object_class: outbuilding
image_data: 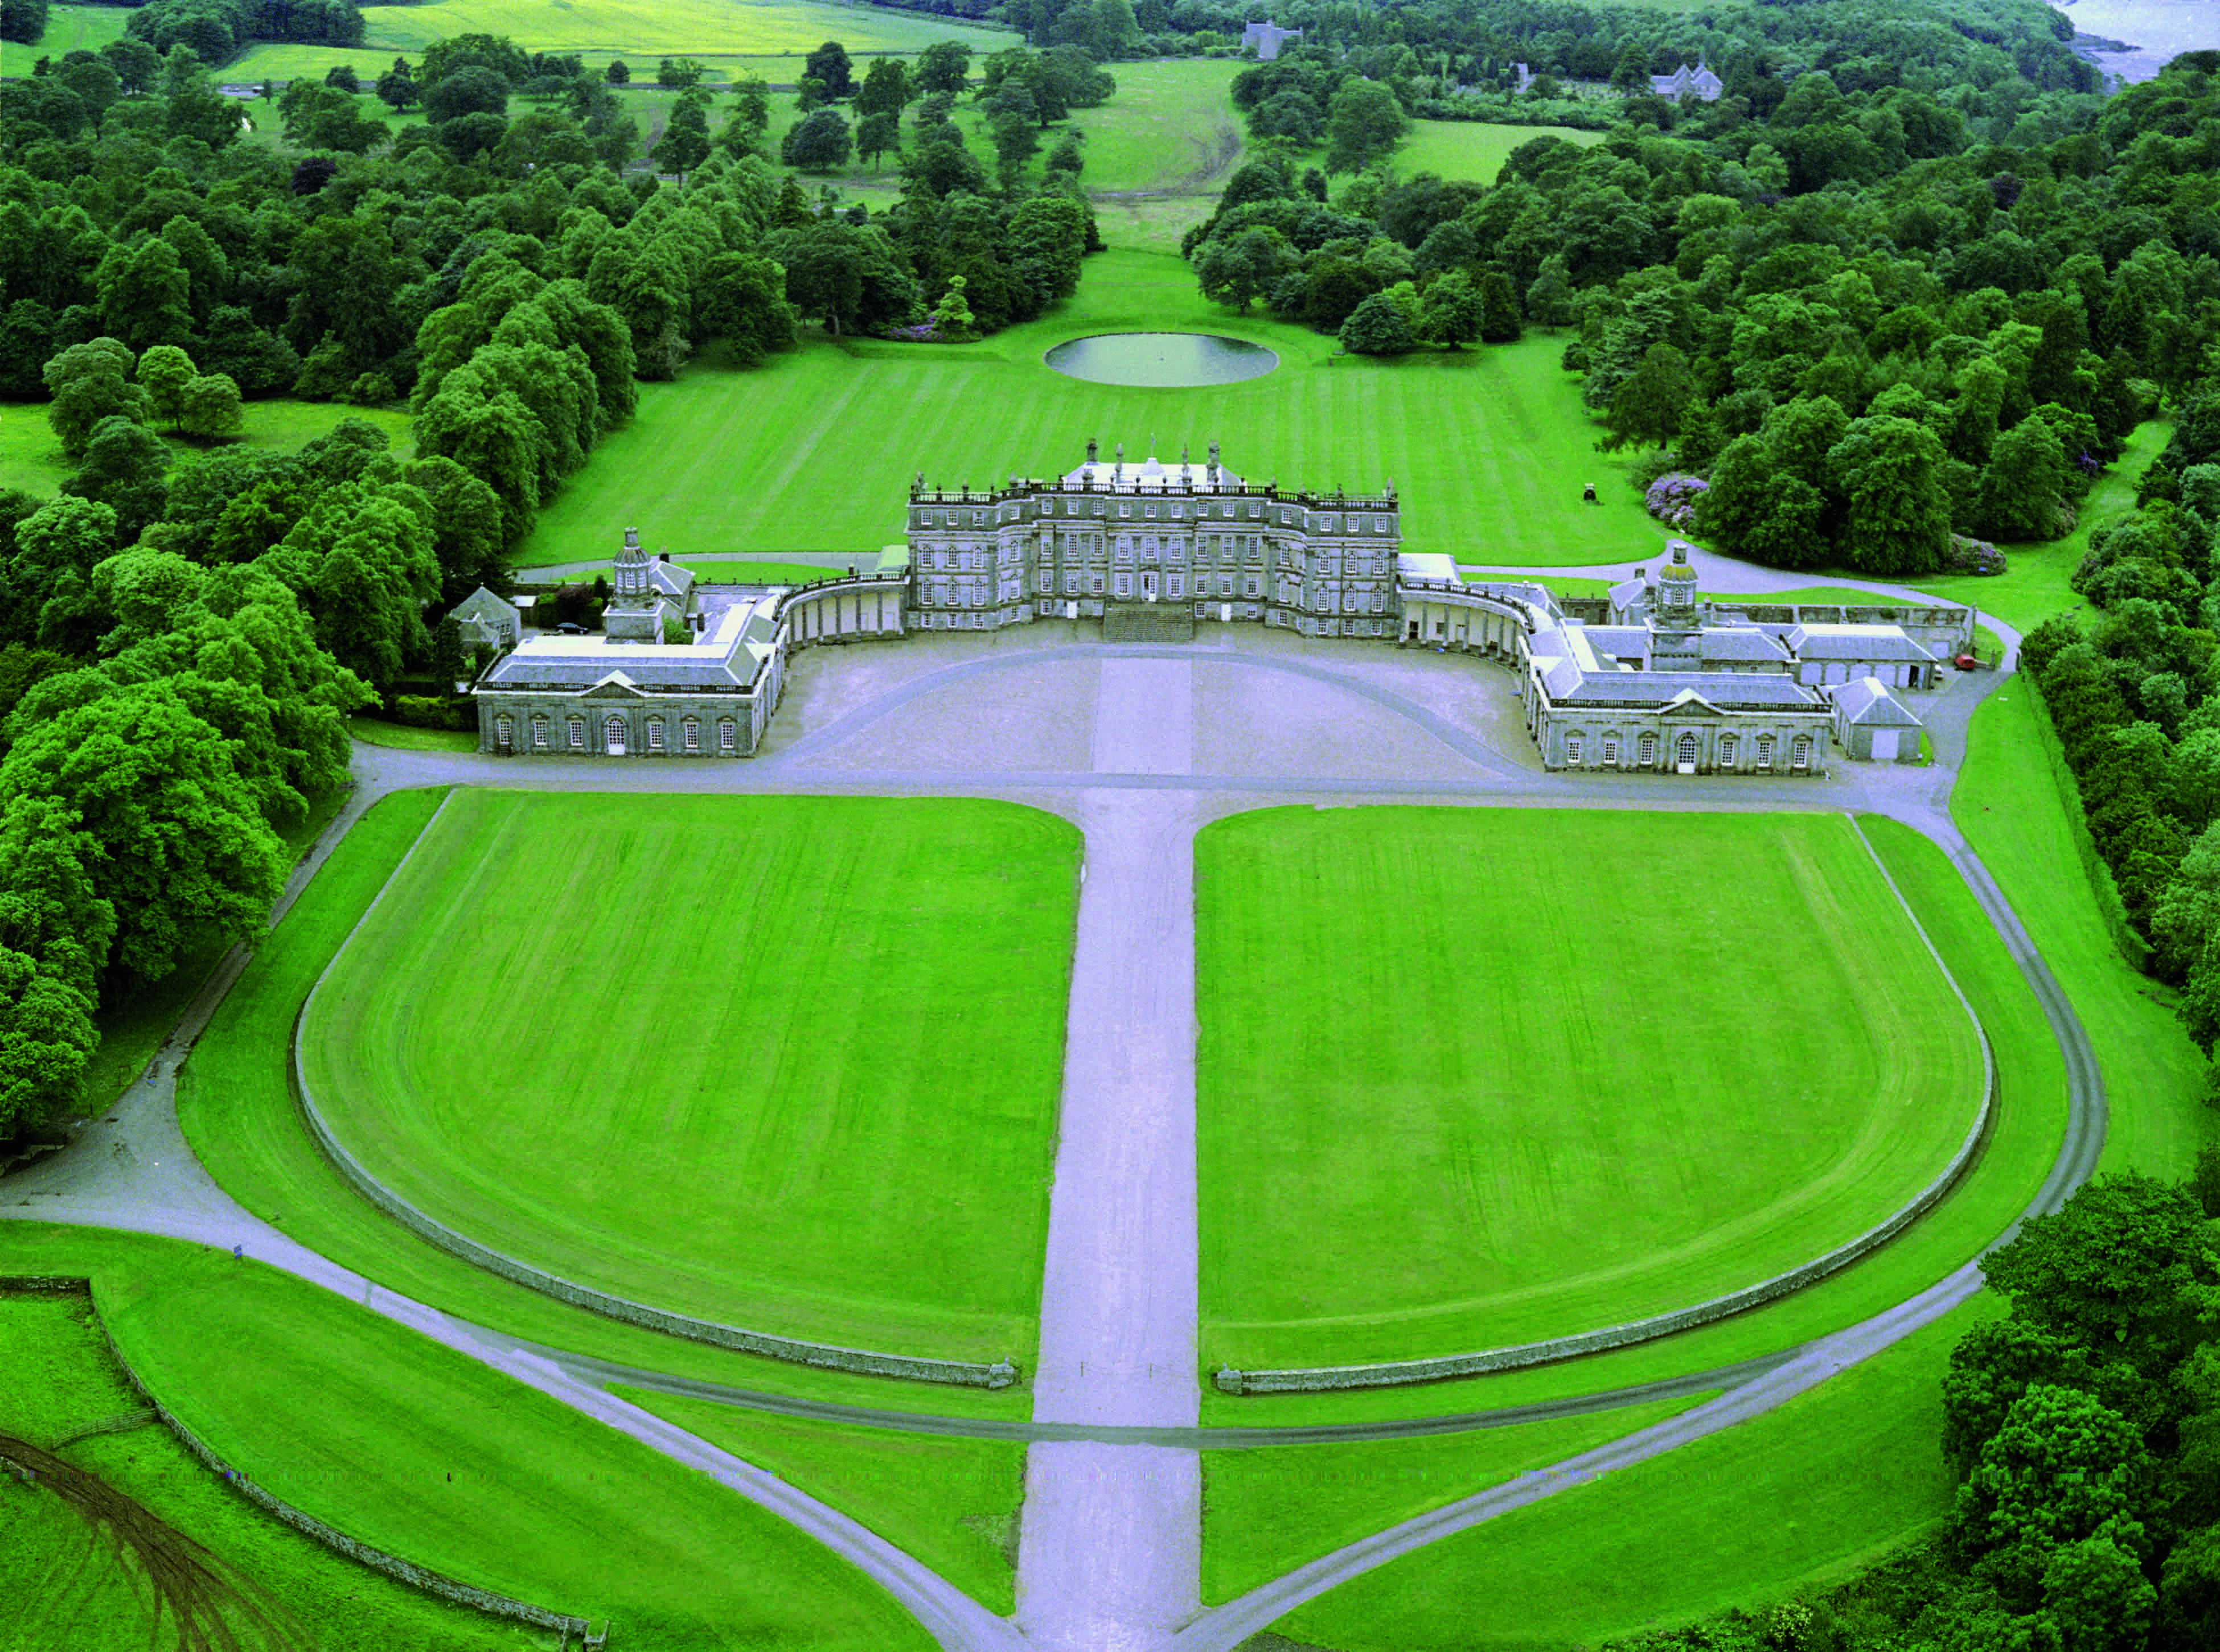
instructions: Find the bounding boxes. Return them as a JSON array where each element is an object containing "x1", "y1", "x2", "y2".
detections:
[{"x1": 1828, "y1": 675, "x2": 1925, "y2": 763}]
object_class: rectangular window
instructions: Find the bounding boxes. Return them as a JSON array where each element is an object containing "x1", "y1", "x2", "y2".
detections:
[
  {"x1": 1602, "y1": 738, "x2": 1620, "y2": 766},
  {"x1": 1244, "y1": 576, "x2": 1261, "y2": 598},
  {"x1": 1566, "y1": 736, "x2": 1584, "y2": 765},
  {"x1": 647, "y1": 721, "x2": 664, "y2": 751},
  {"x1": 683, "y1": 721, "x2": 699, "y2": 753},
  {"x1": 568, "y1": 721, "x2": 585, "y2": 750},
  {"x1": 532, "y1": 721, "x2": 548, "y2": 749},
  {"x1": 1114, "y1": 573, "x2": 1132, "y2": 597}
]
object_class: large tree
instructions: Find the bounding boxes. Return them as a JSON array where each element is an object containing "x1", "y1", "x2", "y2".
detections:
[{"x1": 1324, "y1": 80, "x2": 1409, "y2": 175}]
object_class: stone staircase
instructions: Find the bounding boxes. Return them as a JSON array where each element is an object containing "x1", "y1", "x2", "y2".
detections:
[{"x1": 1102, "y1": 606, "x2": 1195, "y2": 644}]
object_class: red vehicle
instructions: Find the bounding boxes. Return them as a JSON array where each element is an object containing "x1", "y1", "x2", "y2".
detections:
[{"x1": 1952, "y1": 652, "x2": 1982, "y2": 671}]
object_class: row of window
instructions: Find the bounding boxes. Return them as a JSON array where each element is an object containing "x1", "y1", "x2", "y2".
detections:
[
  {"x1": 494, "y1": 712, "x2": 740, "y2": 754},
  {"x1": 918, "y1": 500, "x2": 1394, "y2": 530},
  {"x1": 1561, "y1": 730, "x2": 1813, "y2": 771}
]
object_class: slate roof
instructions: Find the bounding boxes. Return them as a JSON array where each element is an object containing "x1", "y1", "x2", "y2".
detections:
[
  {"x1": 1698, "y1": 627, "x2": 1793, "y2": 664},
  {"x1": 479, "y1": 596, "x2": 778, "y2": 694},
  {"x1": 1828, "y1": 676, "x2": 1924, "y2": 727},
  {"x1": 1788, "y1": 622, "x2": 1936, "y2": 662}
]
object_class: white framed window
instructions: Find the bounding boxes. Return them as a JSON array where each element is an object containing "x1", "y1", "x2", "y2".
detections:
[
  {"x1": 1169, "y1": 571, "x2": 1185, "y2": 598},
  {"x1": 1792, "y1": 735, "x2": 1813, "y2": 771},
  {"x1": 532, "y1": 717, "x2": 549, "y2": 749},
  {"x1": 495, "y1": 713, "x2": 513, "y2": 745},
  {"x1": 1639, "y1": 732, "x2": 1659, "y2": 766},
  {"x1": 1119, "y1": 504, "x2": 1131, "y2": 517},
  {"x1": 1677, "y1": 731, "x2": 1698, "y2": 766},
  {"x1": 1602, "y1": 737, "x2": 1619, "y2": 766},
  {"x1": 646, "y1": 719, "x2": 664, "y2": 751},
  {"x1": 1718, "y1": 734, "x2": 1738, "y2": 767},
  {"x1": 1757, "y1": 735, "x2": 1776, "y2": 770},
  {"x1": 683, "y1": 718, "x2": 700, "y2": 752},
  {"x1": 1244, "y1": 576, "x2": 1261, "y2": 598},
  {"x1": 1114, "y1": 573, "x2": 1132, "y2": 597},
  {"x1": 568, "y1": 718, "x2": 585, "y2": 750},
  {"x1": 1566, "y1": 735, "x2": 1585, "y2": 766}
]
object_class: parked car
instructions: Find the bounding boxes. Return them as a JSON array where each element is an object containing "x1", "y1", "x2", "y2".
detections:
[{"x1": 554, "y1": 622, "x2": 590, "y2": 635}]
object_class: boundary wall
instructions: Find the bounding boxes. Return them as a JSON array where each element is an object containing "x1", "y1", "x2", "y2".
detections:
[
  {"x1": 1216, "y1": 816, "x2": 1997, "y2": 1395},
  {"x1": 290, "y1": 795, "x2": 1018, "y2": 1390},
  {"x1": 0, "y1": 1277, "x2": 606, "y2": 1649}
]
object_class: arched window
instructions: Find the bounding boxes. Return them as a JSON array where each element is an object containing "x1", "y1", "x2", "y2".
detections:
[
  {"x1": 1639, "y1": 732, "x2": 1659, "y2": 766},
  {"x1": 604, "y1": 715, "x2": 626, "y2": 755},
  {"x1": 1792, "y1": 735, "x2": 1813, "y2": 771},
  {"x1": 1677, "y1": 730, "x2": 1699, "y2": 767}
]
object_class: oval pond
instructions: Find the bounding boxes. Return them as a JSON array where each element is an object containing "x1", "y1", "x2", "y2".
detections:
[{"x1": 1044, "y1": 332, "x2": 1279, "y2": 388}]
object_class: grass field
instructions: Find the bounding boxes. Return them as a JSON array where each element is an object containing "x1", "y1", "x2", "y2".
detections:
[
  {"x1": 1396, "y1": 118, "x2": 1606, "y2": 184},
  {"x1": 1956, "y1": 684, "x2": 2213, "y2": 1178},
  {"x1": 0, "y1": 1286, "x2": 542, "y2": 1652},
  {"x1": 1269, "y1": 1301, "x2": 1982, "y2": 1650},
  {"x1": 300, "y1": 788, "x2": 1078, "y2": 1362},
  {"x1": 1196, "y1": 807, "x2": 1987, "y2": 1371},
  {"x1": 356, "y1": 0, "x2": 1010, "y2": 60},
  {"x1": 3, "y1": 3, "x2": 129, "y2": 69},
  {"x1": 548, "y1": 557, "x2": 850, "y2": 585},
  {"x1": 0, "y1": 1225, "x2": 931, "y2": 1650},
  {"x1": 1201, "y1": 1392, "x2": 1699, "y2": 1606},
  {"x1": 524, "y1": 248, "x2": 1655, "y2": 570},
  {"x1": 176, "y1": 788, "x2": 1037, "y2": 1420},
  {"x1": 0, "y1": 398, "x2": 411, "y2": 499},
  {"x1": 613, "y1": 1390, "x2": 1026, "y2": 1613},
  {"x1": 346, "y1": 713, "x2": 479, "y2": 750}
]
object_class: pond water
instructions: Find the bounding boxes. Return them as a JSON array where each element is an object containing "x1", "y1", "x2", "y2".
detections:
[{"x1": 1044, "y1": 332, "x2": 1280, "y2": 388}]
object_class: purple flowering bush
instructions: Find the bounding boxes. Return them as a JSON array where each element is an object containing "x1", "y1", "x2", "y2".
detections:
[
  {"x1": 882, "y1": 310, "x2": 943, "y2": 343},
  {"x1": 1644, "y1": 471, "x2": 1709, "y2": 530},
  {"x1": 1943, "y1": 533, "x2": 2009, "y2": 576}
]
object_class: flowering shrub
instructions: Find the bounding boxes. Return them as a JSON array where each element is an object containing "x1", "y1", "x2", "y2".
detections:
[
  {"x1": 882, "y1": 310, "x2": 943, "y2": 343},
  {"x1": 1943, "y1": 533, "x2": 2009, "y2": 576},
  {"x1": 1644, "y1": 471, "x2": 1709, "y2": 530}
]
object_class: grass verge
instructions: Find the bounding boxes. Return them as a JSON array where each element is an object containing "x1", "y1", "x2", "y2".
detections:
[
  {"x1": 346, "y1": 714, "x2": 479, "y2": 751},
  {"x1": 0, "y1": 1226, "x2": 932, "y2": 1650},
  {"x1": 610, "y1": 1389, "x2": 1025, "y2": 1615}
]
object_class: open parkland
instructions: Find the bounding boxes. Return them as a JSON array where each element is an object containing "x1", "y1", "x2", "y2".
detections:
[{"x1": 1, "y1": 9, "x2": 2214, "y2": 1652}]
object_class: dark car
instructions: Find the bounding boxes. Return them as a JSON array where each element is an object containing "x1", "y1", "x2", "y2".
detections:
[{"x1": 553, "y1": 622, "x2": 590, "y2": 635}]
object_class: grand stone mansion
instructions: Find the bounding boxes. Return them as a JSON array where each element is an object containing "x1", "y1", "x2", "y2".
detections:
[{"x1": 465, "y1": 446, "x2": 1973, "y2": 774}]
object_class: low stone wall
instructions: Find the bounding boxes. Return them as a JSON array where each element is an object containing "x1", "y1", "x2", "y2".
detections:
[
  {"x1": 5, "y1": 1277, "x2": 601, "y2": 1645},
  {"x1": 1218, "y1": 828, "x2": 1997, "y2": 1396},
  {"x1": 289, "y1": 1034, "x2": 1016, "y2": 1390}
]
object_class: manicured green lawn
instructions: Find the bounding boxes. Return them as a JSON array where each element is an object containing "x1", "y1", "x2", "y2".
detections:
[
  {"x1": 0, "y1": 1287, "x2": 541, "y2": 1651},
  {"x1": 302, "y1": 789, "x2": 1077, "y2": 1362},
  {"x1": 0, "y1": 398, "x2": 410, "y2": 499},
  {"x1": 613, "y1": 1389, "x2": 1025, "y2": 1614},
  {"x1": 1197, "y1": 808, "x2": 1987, "y2": 1371},
  {"x1": 1396, "y1": 119, "x2": 1605, "y2": 184},
  {"x1": 358, "y1": 0, "x2": 1011, "y2": 57},
  {"x1": 1270, "y1": 1302, "x2": 1981, "y2": 1650},
  {"x1": 1201, "y1": 1392, "x2": 1698, "y2": 1606},
  {"x1": 176, "y1": 788, "x2": 1036, "y2": 1419},
  {"x1": 0, "y1": 1227, "x2": 932, "y2": 1650},
  {"x1": 547, "y1": 557, "x2": 853, "y2": 585},
  {"x1": 1955, "y1": 685, "x2": 2212, "y2": 1178},
  {"x1": 346, "y1": 713, "x2": 479, "y2": 751},
  {"x1": 523, "y1": 249, "x2": 1652, "y2": 570}
]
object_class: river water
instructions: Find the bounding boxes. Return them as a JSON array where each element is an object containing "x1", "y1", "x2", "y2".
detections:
[{"x1": 2050, "y1": 0, "x2": 2220, "y2": 81}]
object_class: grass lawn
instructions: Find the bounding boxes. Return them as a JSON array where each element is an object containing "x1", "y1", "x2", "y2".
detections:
[
  {"x1": 1196, "y1": 807, "x2": 1987, "y2": 1372},
  {"x1": 523, "y1": 248, "x2": 1652, "y2": 570},
  {"x1": 358, "y1": 0, "x2": 1012, "y2": 59},
  {"x1": 175, "y1": 788, "x2": 1037, "y2": 1419},
  {"x1": 301, "y1": 788, "x2": 1078, "y2": 1363},
  {"x1": 1396, "y1": 119, "x2": 1605, "y2": 185},
  {"x1": 1193, "y1": 808, "x2": 2063, "y2": 1425},
  {"x1": 1269, "y1": 1302, "x2": 1981, "y2": 1651},
  {"x1": 0, "y1": 1226, "x2": 932, "y2": 1651},
  {"x1": 546, "y1": 557, "x2": 853, "y2": 585},
  {"x1": 1955, "y1": 684, "x2": 2213, "y2": 1178},
  {"x1": 0, "y1": 1287, "x2": 541, "y2": 1652},
  {"x1": 3, "y1": 3, "x2": 129, "y2": 67},
  {"x1": 1201, "y1": 1392, "x2": 1698, "y2": 1607},
  {"x1": 612, "y1": 1390, "x2": 1025, "y2": 1613},
  {"x1": 346, "y1": 713, "x2": 479, "y2": 751},
  {"x1": 0, "y1": 398, "x2": 411, "y2": 500}
]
